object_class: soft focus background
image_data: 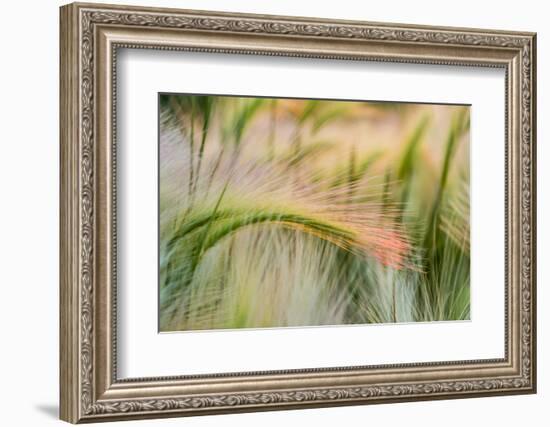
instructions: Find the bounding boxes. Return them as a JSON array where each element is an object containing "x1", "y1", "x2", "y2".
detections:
[
  {"x1": 0, "y1": 1, "x2": 546, "y2": 426},
  {"x1": 160, "y1": 95, "x2": 470, "y2": 331}
]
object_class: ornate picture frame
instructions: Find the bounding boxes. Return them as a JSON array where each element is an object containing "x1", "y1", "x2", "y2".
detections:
[{"x1": 60, "y1": 2, "x2": 536, "y2": 423}]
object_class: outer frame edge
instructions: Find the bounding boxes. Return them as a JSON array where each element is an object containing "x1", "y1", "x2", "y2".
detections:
[{"x1": 60, "y1": 3, "x2": 81, "y2": 424}]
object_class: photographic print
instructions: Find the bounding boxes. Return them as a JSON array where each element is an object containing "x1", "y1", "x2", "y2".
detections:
[{"x1": 159, "y1": 94, "x2": 471, "y2": 332}]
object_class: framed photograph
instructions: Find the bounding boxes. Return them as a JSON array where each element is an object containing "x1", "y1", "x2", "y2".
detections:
[{"x1": 60, "y1": 2, "x2": 537, "y2": 423}]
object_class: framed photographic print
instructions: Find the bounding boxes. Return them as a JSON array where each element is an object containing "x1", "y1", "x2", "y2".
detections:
[{"x1": 59, "y1": 2, "x2": 537, "y2": 423}]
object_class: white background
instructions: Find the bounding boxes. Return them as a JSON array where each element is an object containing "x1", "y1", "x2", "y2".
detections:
[
  {"x1": 118, "y1": 50, "x2": 505, "y2": 377},
  {"x1": 0, "y1": 0, "x2": 545, "y2": 426}
]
